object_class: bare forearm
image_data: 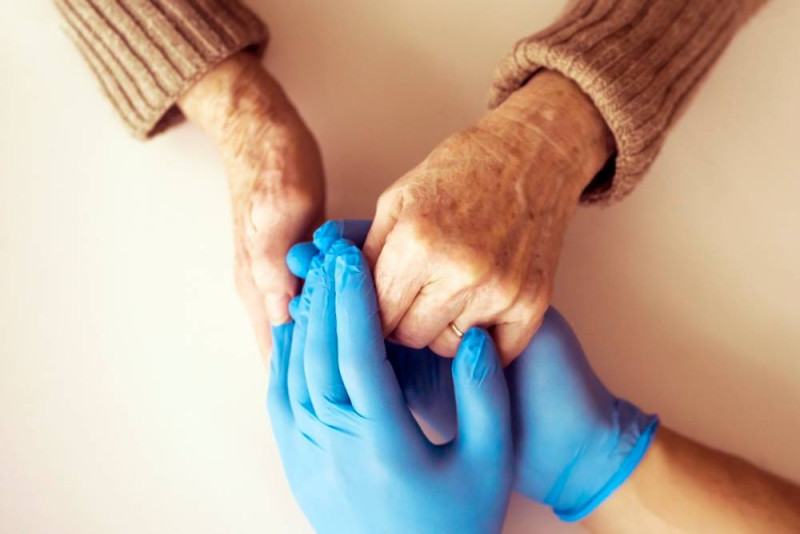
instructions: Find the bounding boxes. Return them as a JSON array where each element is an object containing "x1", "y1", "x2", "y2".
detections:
[
  {"x1": 177, "y1": 51, "x2": 324, "y2": 330},
  {"x1": 177, "y1": 52, "x2": 317, "y2": 185},
  {"x1": 178, "y1": 53, "x2": 295, "y2": 146},
  {"x1": 585, "y1": 427, "x2": 800, "y2": 533},
  {"x1": 176, "y1": 52, "x2": 322, "y2": 224}
]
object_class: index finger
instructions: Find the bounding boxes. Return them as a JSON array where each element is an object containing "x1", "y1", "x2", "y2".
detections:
[
  {"x1": 371, "y1": 226, "x2": 428, "y2": 335},
  {"x1": 332, "y1": 244, "x2": 408, "y2": 421}
]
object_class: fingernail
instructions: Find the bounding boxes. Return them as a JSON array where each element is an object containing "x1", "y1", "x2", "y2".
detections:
[{"x1": 266, "y1": 293, "x2": 291, "y2": 325}]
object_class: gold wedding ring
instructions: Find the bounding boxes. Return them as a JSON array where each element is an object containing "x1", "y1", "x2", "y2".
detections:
[{"x1": 449, "y1": 322, "x2": 465, "y2": 339}]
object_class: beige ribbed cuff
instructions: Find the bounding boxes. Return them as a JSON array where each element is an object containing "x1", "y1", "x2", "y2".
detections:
[
  {"x1": 490, "y1": 0, "x2": 767, "y2": 205},
  {"x1": 55, "y1": 0, "x2": 268, "y2": 138}
]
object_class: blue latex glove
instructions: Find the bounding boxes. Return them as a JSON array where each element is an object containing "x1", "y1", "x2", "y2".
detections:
[
  {"x1": 505, "y1": 308, "x2": 658, "y2": 521},
  {"x1": 288, "y1": 220, "x2": 458, "y2": 439},
  {"x1": 286, "y1": 220, "x2": 658, "y2": 522},
  {"x1": 268, "y1": 239, "x2": 513, "y2": 533}
]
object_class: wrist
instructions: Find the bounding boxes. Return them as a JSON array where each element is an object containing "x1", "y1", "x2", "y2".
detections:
[
  {"x1": 481, "y1": 70, "x2": 615, "y2": 196},
  {"x1": 582, "y1": 429, "x2": 669, "y2": 532},
  {"x1": 178, "y1": 52, "x2": 297, "y2": 161},
  {"x1": 555, "y1": 412, "x2": 659, "y2": 522}
]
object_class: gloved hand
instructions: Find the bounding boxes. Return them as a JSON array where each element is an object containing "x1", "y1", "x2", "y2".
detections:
[
  {"x1": 288, "y1": 220, "x2": 458, "y2": 439},
  {"x1": 286, "y1": 220, "x2": 659, "y2": 522},
  {"x1": 505, "y1": 307, "x2": 658, "y2": 521},
  {"x1": 268, "y1": 239, "x2": 513, "y2": 533}
]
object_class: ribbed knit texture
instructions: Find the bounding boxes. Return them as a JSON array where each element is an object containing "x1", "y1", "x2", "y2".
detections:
[
  {"x1": 54, "y1": 0, "x2": 267, "y2": 138},
  {"x1": 58, "y1": 0, "x2": 765, "y2": 200},
  {"x1": 490, "y1": 0, "x2": 768, "y2": 204}
]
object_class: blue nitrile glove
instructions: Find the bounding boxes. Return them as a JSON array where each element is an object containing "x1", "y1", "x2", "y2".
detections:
[
  {"x1": 286, "y1": 221, "x2": 659, "y2": 522},
  {"x1": 268, "y1": 239, "x2": 514, "y2": 534},
  {"x1": 504, "y1": 307, "x2": 659, "y2": 521},
  {"x1": 287, "y1": 220, "x2": 458, "y2": 439}
]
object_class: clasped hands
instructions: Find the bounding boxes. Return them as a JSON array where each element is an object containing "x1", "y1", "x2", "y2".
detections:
[
  {"x1": 181, "y1": 52, "x2": 650, "y2": 531},
  {"x1": 179, "y1": 53, "x2": 614, "y2": 365},
  {"x1": 268, "y1": 220, "x2": 658, "y2": 533}
]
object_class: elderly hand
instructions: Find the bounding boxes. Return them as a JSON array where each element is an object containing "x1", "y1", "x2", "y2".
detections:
[
  {"x1": 363, "y1": 71, "x2": 614, "y2": 363},
  {"x1": 179, "y1": 52, "x2": 324, "y2": 359}
]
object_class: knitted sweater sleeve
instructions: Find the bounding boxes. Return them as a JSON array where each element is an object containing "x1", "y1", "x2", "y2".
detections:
[
  {"x1": 54, "y1": 0, "x2": 267, "y2": 138},
  {"x1": 489, "y1": 0, "x2": 769, "y2": 204}
]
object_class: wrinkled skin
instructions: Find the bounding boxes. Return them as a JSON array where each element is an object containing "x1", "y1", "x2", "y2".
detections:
[
  {"x1": 179, "y1": 52, "x2": 325, "y2": 360},
  {"x1": 362, "y1": 71, "x2": 614, "y2": 364}
]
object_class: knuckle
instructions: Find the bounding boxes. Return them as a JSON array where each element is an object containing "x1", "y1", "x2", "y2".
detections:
[
  {"x1": 376, "y1": 188, "x2": 401, "y2": 217},
  {"x1": 487, "y1": 277, "x2": 521, "y2": 310},
  {"x1": 499, "y1": 337, "x2": 527, "y2": 364},
  {"x1": 391, "y1": 323, "x2": 429, "y2": 350},
  {"x1": 453, "y1": 250, "x2": 494, "y2": 287},
  {"x1": 426, "y1": 246, "x2": 490, "y2": 289},
  {"x1": 430, "y1": 336, "x2": 459, "y2": 359},
  {"x1": 401, "y1": 219, "x2": 435, "y2": 255},
  {"x1": 534, "y1": 288, "x2": 553, "y2": 311},
  {"x1": 510, "y1": 288, "x2": 549, "y2": 319},
  {"x1": 313, "y1": 403, "x2": 340, "y2": 427}
]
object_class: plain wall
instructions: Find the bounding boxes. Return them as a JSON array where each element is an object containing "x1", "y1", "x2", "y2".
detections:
[{"x1": 1, "y1": 1, "x2": 798, "y2": 532}]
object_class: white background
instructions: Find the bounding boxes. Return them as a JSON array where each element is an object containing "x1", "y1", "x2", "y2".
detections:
[{"x1": 2, "y1": 1, "x2": 799, "y2": 532}]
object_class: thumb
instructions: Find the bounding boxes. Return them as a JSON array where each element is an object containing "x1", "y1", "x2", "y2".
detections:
[
  {"x1": 313, "y1": 219, "x2": 374, "y2": 253},
  {"x1": 363, "y1": 189, "x2": 402, "y2": 269},
  {"x1": 452, "y1": 328, "x2": 512, "y2": 462},
  {"x1": 252, "y1": 254, "x2": 297, "y2": 324}
]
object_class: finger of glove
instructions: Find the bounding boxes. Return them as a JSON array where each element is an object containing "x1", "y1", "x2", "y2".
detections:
[
  {"x1": 304, "y1": 255, "x2": 350, "y2": 423},
  {"x1": 287, "y1": 263, "x2": 323, "y2": 440},
  {"x1": 333, "y1": 244, "x2": 409, "y2": 424},
  {"x1": 313, "y1": 219, "x2": 373, "y2": 253},
  {"x1": 288, "y1": 220, "x2": 374, "y2": 280},
  {"x1": 386, "y1": 342, "x2": 458, "y2": 441},
  {"x1": 287, "y1": 242, "x2": 318, "y2": 279},
  {"x1": 452, "y1": 328, "x2": 512, "y2": 464},
  {"x1": 267, "y1": 322, "x2": 295, "y2": 435}
]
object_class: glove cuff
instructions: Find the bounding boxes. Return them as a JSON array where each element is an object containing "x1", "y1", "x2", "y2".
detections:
[{"x1": 554, "y1": 413, "x2": 659, "y2": 522}]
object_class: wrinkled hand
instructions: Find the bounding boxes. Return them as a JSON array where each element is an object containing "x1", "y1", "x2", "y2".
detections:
[
  {"x1": 269, "y1": 239, "x2": 513, "y2": 533},
  {"x1": 363, "y1": 71, "x2": 614, "y2": 363},
  {"x1": 179, "y1": 52, "x2": 324, "y2": 358}
]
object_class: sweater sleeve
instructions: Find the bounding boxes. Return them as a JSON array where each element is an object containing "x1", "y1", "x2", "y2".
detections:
[
  {"x1": 54, "y1": 0, "x2": 268, "y2": 138},
  {"x1": 489, "y1": 0, "x2": 768, "y2": 204}
]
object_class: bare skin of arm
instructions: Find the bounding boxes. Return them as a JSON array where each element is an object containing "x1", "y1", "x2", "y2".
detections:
[
  {"x1": 585, "y1": 427, "x2": 800, "y2": 533},
  {"x1": 178, "y1": 52, "x2": 325, "y2": 360}
]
